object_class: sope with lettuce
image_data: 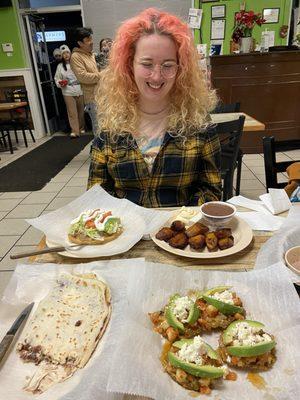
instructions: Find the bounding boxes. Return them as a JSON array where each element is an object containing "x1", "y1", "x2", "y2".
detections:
[{"x1": 68, "y1": 209, "x2": 123, "y2": 245}]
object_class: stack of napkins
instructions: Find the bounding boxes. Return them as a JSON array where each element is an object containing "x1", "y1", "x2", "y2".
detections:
[{"x1": 228, "y1": 189, "x2": 291, "y2": 231}]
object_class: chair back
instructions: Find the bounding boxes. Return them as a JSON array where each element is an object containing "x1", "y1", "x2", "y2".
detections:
[
  {"x1": 215, "y1": 116, "x2": 245, "y2": 200},
  {"x1": 263, "y1": 136, "x2": 300, "y2": 190},
  {"x1": 5, "y1": 88, "x2": 29, "y2": 119},
  {"x1": 213, "y1": 102, "x2": 241, "y2": 114}
]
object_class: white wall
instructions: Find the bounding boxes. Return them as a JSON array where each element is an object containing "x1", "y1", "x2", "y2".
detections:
[{"x1": 81, "y1": 0, "x2": 191, "y2": 50}]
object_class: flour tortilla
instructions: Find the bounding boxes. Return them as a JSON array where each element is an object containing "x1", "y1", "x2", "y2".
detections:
[{"x1": 17, "y1": 272, "x2": 111, "y2": 394}]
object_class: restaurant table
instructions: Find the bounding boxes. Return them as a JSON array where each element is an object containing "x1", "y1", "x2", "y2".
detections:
[
  {"x1": 30, "y1": 205, "x2": 279, "y2": 271},
  {"x1": 210, "y1": 112, "x2": 265, "y2": 132},
  {"x1": 0, "y1": 101, "x2": 28, "y2": 154},
  {"x1": 0, "y1": 101, "x2": 27, "y2": 111},
  {"x1": 25, "y1": 205, "x2": 296, "y2": 400}
]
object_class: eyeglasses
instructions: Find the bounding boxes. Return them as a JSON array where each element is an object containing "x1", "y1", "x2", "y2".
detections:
[{"x1": 135, "y1": 61, "x2": 178, "y2": 79}]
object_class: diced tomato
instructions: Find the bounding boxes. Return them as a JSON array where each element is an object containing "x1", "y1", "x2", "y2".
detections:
[{"x1": 85, "y1": 220, "x2": 96, "y2": 229}]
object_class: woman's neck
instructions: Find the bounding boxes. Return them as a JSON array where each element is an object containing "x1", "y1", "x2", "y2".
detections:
[{"x1": 138, "y1": 99, "x2": 169, "y2": 115}]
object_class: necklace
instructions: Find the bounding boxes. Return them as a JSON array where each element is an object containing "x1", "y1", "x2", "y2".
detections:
[{"x1": 139, "y1": 106, "x2": 168, "y2": 115}]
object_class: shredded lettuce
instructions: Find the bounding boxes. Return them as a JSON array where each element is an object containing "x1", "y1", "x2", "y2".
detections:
[{"x1": 69, "y1": 215, "x2": 121, "y2": 238}]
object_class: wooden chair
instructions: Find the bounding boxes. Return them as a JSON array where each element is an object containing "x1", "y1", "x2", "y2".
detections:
[
  {"x1": 4, "y1": 88, "x2": 35, "y2": 147},
  {"x1": 215, "y1": 116, "x2": 245, "y2": 201},
  {"x1": 0, "y1": 125, "x2": 14, "y2": 154},
  {"x1": 263, "y1": 136, "x2": 300, "y2": 190},
  {"x1": 213, "y1": 101, "x2": 241, "y2": 114},
  {"x1": 212, "y1": 102, "x2": 243, "y2": 195}
]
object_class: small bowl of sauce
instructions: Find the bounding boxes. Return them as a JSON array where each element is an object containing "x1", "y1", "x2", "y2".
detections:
[
  {"x1": 285, "y1": 246, "x2": 300, "y2": 275},
  {"x1": 200, "y1": 201, "x2": 236, "y2": 227}
]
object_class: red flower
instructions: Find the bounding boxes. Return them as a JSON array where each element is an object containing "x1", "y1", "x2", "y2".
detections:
[{"x1": 232, "y1": 10, "x2": 265, "y2": 42}]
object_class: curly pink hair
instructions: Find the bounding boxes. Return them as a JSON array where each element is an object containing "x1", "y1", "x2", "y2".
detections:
[{"x1": 96, "y1": 8, "x2": 217, "y2": 136}]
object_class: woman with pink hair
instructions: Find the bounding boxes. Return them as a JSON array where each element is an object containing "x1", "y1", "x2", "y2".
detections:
[{"x1": 88, "y1": 8, "x2": 221, "y2": 207}]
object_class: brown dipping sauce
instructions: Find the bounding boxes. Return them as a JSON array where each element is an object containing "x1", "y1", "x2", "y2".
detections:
[{"x1": 202, "y1": 203, "x2": 233, "y2": 217}]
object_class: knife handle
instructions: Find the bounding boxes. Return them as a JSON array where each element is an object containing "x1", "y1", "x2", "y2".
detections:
[
  {"x1": 0, "y1": 334, "x2": 14, "y2": 363},
  {"x1": 10, "y1": 246, "x2": 67, "y2": 259}
]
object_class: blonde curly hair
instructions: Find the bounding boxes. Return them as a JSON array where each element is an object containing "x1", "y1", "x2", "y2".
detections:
[{"x1": 95, "y1": 8, "x2": 217, "y2": 137}]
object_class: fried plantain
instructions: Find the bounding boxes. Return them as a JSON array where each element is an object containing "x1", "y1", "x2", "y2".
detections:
[
  {"x1": 155, "y1": 227, "x2": 175, "y2": 242},
  {"x1": 205, "y1": 232, "x2": 218, "y2": 251},
  {"x1": 189, "y1": 234, "x2": 206, "y2": 250},
  {"x1": 169, "y1": 232, "x2": 189, "y2": 249},
  {"x1": 218, "y1": 236, "x2": 234, "y2": 250},
  {"x1": 185, "y1": 222, "x2": 209, "y2": 238},
  {"x1": 170, "y1": 220, "x2": 186, "y2": 232},
  {"x1": 215, "y1": 228, "x2": 232, "y2": 239}
]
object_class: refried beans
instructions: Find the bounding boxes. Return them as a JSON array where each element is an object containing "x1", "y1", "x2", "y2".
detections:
[{"x1": 202, "y1": 203, "x2": 233, "y2": 217}]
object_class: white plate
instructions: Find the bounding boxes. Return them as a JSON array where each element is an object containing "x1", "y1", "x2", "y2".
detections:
[
  {"x1": 46, "y1": 212, "x2": 146, "y2": 258},
  {"x1": 150, "y1": 216, "x2": 253, "y2": 259}
]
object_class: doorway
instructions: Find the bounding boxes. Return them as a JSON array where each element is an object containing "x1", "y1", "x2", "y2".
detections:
[{"x1": 21, "y1": 10, "x2": 82, "y2": 134}]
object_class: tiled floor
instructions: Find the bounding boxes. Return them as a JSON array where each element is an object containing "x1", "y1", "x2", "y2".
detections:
[{"x1": 0, "y1": 134, "x2": 299, "y2": 297}]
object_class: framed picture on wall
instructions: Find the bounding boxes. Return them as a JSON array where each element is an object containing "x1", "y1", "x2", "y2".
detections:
[
  {"x1": 263, "y1": 8, "x2": 280, "y2": 24},
  {"x1": 211, "y1": 5, "x2": 226, "y2": 19},
  {"x1": 211, "y1": 19, "x2": 226, "y2": 40}
]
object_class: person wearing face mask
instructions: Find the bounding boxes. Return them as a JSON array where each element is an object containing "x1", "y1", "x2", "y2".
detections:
[
  {"x1": 87, "y1": 8, "x2": 221, "y2": 207},
  {"x1": 54, "y1": 45, "x2": 85, "y2": 138},
  {"x1": 70, "y1": 27, "x2": 101, "y2": 136},
  {"x1": 95, "y1": 37, "x2": 113, "y2": 70}
]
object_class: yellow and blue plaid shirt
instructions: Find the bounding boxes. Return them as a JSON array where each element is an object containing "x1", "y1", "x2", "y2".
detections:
[{"x1": 87, "y1": 129, "x2": 221, "y2": 207}]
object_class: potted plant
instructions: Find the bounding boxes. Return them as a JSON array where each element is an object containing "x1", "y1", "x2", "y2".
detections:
[{"x1": 232, "y1": 11, "x2": 265, "y2": 53}]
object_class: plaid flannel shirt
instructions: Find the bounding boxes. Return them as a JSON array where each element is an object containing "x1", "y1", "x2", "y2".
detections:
[{"x1": 87, "y1": 129, "x2": 221, "y2": 207}]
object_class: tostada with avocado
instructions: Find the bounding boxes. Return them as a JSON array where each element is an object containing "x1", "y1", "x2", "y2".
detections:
[
  {"x1": 149, "y1": 286, "x2": 245, "y2": 341},
  {"x1": 196, "y1": 286, "x2": 246, "y2": 331},
  {"x1": 163, "y1": 336, "x2": 237, "y2": 395},
  {"x1": 149, "y1": 293, "x2": 202, "y2": 342},
  {"x1": 218, "y1": 320, "x2": 276, "y2": 370}
]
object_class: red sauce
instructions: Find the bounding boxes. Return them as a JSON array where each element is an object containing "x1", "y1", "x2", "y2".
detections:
[{"x1": 202, "y1": 203, "x2": 234, "y2": 217}]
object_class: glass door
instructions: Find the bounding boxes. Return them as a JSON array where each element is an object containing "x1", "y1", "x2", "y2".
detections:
[{"x1": 23, "y1": 14, "x2": 59, "y2": 133}]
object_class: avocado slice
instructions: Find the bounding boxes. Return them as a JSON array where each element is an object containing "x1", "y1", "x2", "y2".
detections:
[
  {"x1": 202, "y1": 294, "x2": 244, "y2": 315},
  {"x1": 168, "y1": 352, "x2": 224, "y2": 378},
  {"x1": 226, "y1": 341, "x2": 276, "y2": 357},
  {"x1": 186, "y1": 303, "x2": 200, "y2": 324},
  {"x1": 165, "y1": 306, "x2": 184, "y2": 333},
  {"x1": 222, "y1": 320, "x2": 276, "y2": 357},
  {"x1": 165, "y1": 294, "x2": 200, "y2": 332},
  {"x1": 173, "y1": 339, "x2": 220, "y2": 361}
]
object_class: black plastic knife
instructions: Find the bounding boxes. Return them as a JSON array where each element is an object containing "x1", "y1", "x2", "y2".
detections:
[{"x1": 0, "y1": 302, "x2": 34, "y2": 363}]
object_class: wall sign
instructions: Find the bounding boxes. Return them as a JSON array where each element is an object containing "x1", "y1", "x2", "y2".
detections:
[
  {"x1": 211, "y1": 5, "x2": 226, "y2": 19},
  {"x1": 211, "y1": 19, "x2": 226, "y2": 40},
  {"x1": 263, "y1": 8, "x2": 280, "y2": 24}
]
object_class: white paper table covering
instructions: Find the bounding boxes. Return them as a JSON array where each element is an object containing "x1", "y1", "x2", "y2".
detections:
[
  {"x1": 26, "y1": 185, "x2": 172, "y2": 257},
  {"x1": 259, "y1": 189, "x2": 291, "y2": 215},
  {"x1": 236, "y1": 211, "x2": 285, "y2": 231},
  {"x1": 0, "y1": 259, "x2": 146, "y2": 400},
  {"x1": 255, "y1": 205, "x2": 300, "y2": 282},
  {"x1": 105, "y1": 261, "x2": 300, "y2": 400}
]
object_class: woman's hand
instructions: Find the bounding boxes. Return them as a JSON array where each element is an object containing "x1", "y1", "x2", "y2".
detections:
[{"x1": 59, "y1": 79, "x2": 68, "y2": 87}]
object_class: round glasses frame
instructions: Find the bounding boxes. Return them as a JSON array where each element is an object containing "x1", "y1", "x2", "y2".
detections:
[{"x1": 135, "y1": 61, "x2": 178, "y2": 79}]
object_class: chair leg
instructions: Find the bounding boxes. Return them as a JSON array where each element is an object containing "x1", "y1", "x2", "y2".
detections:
[
  {"x1": 6, "y1": 131, "x2": 14, "y2": 154},
  {"x1": 22, "y1": 128, "x2": 28, "y2": 147},
  {"x1": 223, "y1": 174, "x2": 233, "y2": 201},
  {"x1": 14, "y1": 129, "x2": 19, "y2": 143},
  {"x1": 29, "y1": 128, "x2": 36, "y2": 143},
  {"x1": 235, "y1": 156, "x2": 242, "y2": 196},
  {"x1": 2, "y1": 131, "x2": 8, "y2": 148}
]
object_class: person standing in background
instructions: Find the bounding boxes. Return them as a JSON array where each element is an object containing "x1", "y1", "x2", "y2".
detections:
[
  {"x1": 70, "y1": 27, "x2": 101, "y2": 136},
  {"x1": 54, "y1": 45, "x2": 85, "y2": 138},
  {"x1": 53, "y1": 48, "x2": 62, "y2": 63},
  {"x1": 95, "y1": 37, "x2": 113, "y2": 70}
]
